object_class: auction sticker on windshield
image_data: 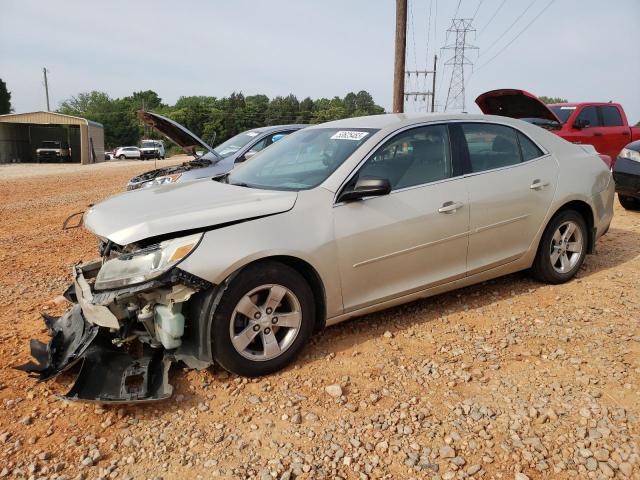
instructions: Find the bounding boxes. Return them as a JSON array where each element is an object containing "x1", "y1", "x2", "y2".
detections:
[{"x1": 331, "y1": 131, "x2": 370, "y2": 141}]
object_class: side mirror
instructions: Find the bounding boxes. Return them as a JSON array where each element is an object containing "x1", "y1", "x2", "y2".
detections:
[
  {"x1": 573, "y1": 119, "x2": 590, "y2": 129},
  {"x1": 338, "y1": 177, "x2": 391, "y2": 203},
  {"x1": 243, "y1": 150, "x2": 258, "y2": 161}
]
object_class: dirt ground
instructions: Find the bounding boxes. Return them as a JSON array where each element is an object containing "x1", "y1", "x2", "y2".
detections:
[{"x1": 0, "y1": 160, "x2": 638, "y2": 480}]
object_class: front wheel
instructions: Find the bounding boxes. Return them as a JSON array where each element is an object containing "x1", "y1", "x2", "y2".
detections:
[
  {"x1": 211, "y1": 261, "x2": 315, "y2": 377},
  {"x1": 119, "y1": 154, "x2": 125, "y2": 160},
  {"x1": 619, "y1": 194, "x2": 640, "y2": 211},
  {"x1": 531, "y1": 210, "x2": 588, "y2": 284}
]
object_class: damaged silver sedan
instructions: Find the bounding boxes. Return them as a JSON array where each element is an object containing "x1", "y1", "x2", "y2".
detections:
[{"x1": 18, "y1": 113, "x2": 614, "y2": 402}]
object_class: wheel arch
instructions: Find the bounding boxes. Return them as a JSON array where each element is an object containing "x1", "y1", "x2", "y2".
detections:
[{"x1": 547, "y1": 199, "x2": 596, "y2": 254}]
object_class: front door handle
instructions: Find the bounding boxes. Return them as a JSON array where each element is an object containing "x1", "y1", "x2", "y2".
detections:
[
  {"x1": 530, "y1": 179, "x2": 550, "y2": 190},
  {"x1": 438, "y1": 201, "x2": 464, "y2": 214}
]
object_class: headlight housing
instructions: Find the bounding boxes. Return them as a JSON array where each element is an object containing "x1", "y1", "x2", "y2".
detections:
[
  {"x1": 619, "y1": 148, "x2": 640, "y2": 163},
  {"x1": 94, "y1": 233, "x2": 202, "y2": 290},
  {"x1": 144, "y1": 173, "x2": 182, "y2": 188}
]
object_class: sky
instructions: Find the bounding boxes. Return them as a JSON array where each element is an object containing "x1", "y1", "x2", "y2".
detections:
[{"x1": 1, "y1": 0, "x2": 639, "y2": 123}]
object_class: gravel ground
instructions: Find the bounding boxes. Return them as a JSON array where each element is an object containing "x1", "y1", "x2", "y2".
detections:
[{"x1": 0, "y1": 161, "x2": 638, "y2": 480}]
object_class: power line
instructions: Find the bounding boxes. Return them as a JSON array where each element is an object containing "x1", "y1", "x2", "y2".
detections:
[
  {"x1": 475, "y1": 0, "x2": 555, "y2": 71},
  {"x1": 471, "y1": 0, "x2": 485, "y2": 22},
  {"x1": 478, "y1": 0, "x2": 507, "y2": 36},
  {"x1": 480, "y1": 0, "x2": 537, "y2": 57}
]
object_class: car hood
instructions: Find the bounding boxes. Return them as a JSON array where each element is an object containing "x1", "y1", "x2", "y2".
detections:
[
  {"x1": 84, "y1": 180, "x2": 298, "y2": 245},
  {"x1": 475, "y1": 89, "x2": 561, "y2": 123},
  {"x1": 137, "y1": 111, "x2": 214, "y2": 154}
]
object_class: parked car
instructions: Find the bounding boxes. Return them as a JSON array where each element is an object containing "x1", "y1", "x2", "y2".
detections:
[
  {"x1": 475, "y1": 89, "x2": 640, "y2": 162},
  {"x1": 139, "y1": 139, "x2": 165, "y2": 160},
  {"x1": 18, "y1": 113, "x2": 614, "y2": 403},
  {"x1": 114, "y1": 146, "x2": 141, "y2": 160},
  {"x1": 36, "y1": 140, "x2": 71, "y2": 162},
  {"x1": 126, "y1": 111, "x2": 306, "y2": 189},
  {"x1": 104, "y1": 149, "x2": 115, "y2": 161},
  {"x1": 612, "y1": 140, "x2": 640, "y2": 210}
]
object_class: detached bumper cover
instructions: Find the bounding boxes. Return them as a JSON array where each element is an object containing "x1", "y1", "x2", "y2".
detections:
[{"x1": 16, "y1": 305, "x2": 173, "y2": 403}]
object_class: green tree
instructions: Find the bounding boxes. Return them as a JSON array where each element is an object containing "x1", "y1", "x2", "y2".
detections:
[
  {"x1": 538, "y1": 95, "x2": 568, "y2": 104},
  {"x1": 0, "y1": 78, "x2": 12, "y2": 114}
]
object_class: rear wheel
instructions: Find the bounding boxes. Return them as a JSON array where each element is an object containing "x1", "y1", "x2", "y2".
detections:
[
  {"x1": 531, "y1": 210, "x2": 587, "y2": 284},
  {"x1": 119, "y1": 154, "x2": 125, "y2": 160},
  {"x1": 618, "y1": 194, "x2": 640, "y2": 211},
  {"x1": 211, "y1": 261, "x2": 315, "y2": 377}
]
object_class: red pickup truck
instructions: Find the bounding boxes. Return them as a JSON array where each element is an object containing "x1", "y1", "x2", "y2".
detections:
[{"x1": 475, "y1": 89, "x2": 640, "y2": 163}]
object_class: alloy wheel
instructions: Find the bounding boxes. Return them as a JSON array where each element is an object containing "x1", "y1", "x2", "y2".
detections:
[
  {"x1": 549, "y1": 220, "x2": 583, "y2": 274},
  {"x1": 229, "y1": 284, "x2": 302, "y2": 361}
]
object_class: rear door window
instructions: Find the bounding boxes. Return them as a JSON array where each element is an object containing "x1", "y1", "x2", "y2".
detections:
[
  {"x1": 461, "y1": 123, "x2": 521, "y2": 173},
  {"x1": 576, "y1": 106, "x2": 600, "y2": 128},
  {"x1": 517, "y1": 132, "x2": 544, "y2": 161},
  {"x1": 599, "y1": 106, "x2": 623, "y2": 127}
]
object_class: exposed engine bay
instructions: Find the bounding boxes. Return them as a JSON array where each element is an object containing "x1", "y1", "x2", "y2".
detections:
[{"x1": 17, "y1": 237, "x2": 216, "y2": 403}]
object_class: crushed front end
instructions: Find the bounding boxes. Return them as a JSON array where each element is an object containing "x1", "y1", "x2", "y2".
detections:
[{"x1": 17, "y1": 233, "x2": 214, "y2": 403}]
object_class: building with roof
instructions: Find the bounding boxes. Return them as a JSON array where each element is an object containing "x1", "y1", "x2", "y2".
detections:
[{"x1": 0, "y1": 111, "x2": 104, "y2": 164}]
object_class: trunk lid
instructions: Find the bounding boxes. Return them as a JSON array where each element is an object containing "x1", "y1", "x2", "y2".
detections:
[
  {"x1": 475, "y1": 89, "x2": 562, "y2": 124},
  {"x1": 137, "y1": 111, "x2": 214, "y2": 155}
]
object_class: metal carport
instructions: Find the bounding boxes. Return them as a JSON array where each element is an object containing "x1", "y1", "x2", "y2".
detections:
[{"x1": 0, "y1": 111, "x2": 104, "y2": 164}]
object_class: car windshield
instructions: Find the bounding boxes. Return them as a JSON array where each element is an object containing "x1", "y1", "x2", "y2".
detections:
[
  {"x1": 41, "y1": 141, "x2": 60, "y2": 148},
  {"x1": 227, "y1": 128, "x2": 378, "y2": 191},
  {"x1": 141, "y1": 141, "x2": 158, "y2": 148},
  {"x1": 549, "y1": 106, "x2": 576, "y2": 124},
  {"x1": 213, "y1": 131, "x2": 262, "y2": 158}
]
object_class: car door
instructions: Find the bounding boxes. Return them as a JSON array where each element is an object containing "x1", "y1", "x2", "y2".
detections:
[
  {"x1": 571, "y1": 106, "x2": 606, "y2": 154},
  {"x1": 460, "y1": 122, "x2": 558, "y2": 274},
  {"x1": 333, "y1": 124, "x2": 469, "y2": 311},
  {"x1": 598, "y1": 105, "x2": 629, "y2": 159}
]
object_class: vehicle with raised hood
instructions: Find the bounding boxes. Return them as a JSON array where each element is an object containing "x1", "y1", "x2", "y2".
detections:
[
  {"x1": 17, "y1": 113, "x2": 614, "y2": 403},
  {"x1": 127, "y1": 111, "x2": 306, "y2": 189},
  {"x1": 475, "y1": 89, "x2": 640, "y2": 163}
]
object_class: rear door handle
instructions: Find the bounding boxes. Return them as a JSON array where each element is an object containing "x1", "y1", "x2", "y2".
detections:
[
  {"x1": 530, "y1": 180, "x2": 550, "y2": 190},
  {"x1": 438, "y1": 201, "x2": 464, "y2": 213}
]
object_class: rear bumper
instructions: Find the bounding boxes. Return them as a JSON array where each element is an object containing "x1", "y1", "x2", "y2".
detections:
[{"x1": 613, "y1": 157, "x2": 640, "y2": 197}]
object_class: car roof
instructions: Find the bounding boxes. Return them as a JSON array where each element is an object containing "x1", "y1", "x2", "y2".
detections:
[
  {"x1": 306, "y1": 113, "x2": 523, "y2": 131},
  {"x1": 548, "y1": 102, "x2": 622, "y2": 108},
  {"x1": 249, "y1": 124, "x2": 308, "y2": 134}
]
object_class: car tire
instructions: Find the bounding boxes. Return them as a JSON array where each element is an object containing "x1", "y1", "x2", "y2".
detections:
[
  {"x1": 211, "y1": 261, "x2": 315, "y2": 377},
  {"x1": 618, "y1": 194, "x2": 640, "y2": 211},
  {"x1": 119, "y1": 154, "x2": 125, "y2": 160},
  {"x1": 531, "y1": 209, "x2": 588, "y2": 284}
]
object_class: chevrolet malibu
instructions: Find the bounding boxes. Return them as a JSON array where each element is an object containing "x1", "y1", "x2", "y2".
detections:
[{"x1": 18, "y1": 113, "x2": 614, "y2": 403}]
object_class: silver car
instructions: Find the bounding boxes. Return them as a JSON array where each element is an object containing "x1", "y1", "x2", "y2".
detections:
[{"x1": 18, "y1": 113, "x2": 614, "y2": 403}]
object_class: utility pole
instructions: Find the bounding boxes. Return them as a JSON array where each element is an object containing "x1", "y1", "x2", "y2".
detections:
[
  {"x1": 393, "y1": 0, "x2": 407, "y2": 113},
  {"x1": 404, "y1": 54, "x2": 437, "y2": 113},
  {"x1": 43, "y1": 67, "x2": 50, "y2": 112},
  {"x1": 442, "y1": 18, "x2": 477, "y2": 112}
]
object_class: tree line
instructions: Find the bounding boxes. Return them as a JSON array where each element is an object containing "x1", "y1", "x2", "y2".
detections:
[{"x1": 56, "y1": 90, "x2": 385, "y2": 149}]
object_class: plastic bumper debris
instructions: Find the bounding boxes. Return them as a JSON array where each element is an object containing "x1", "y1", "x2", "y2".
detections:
[{"x1": 16, "y1": 305, "x2": 173, "y2": 403}]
